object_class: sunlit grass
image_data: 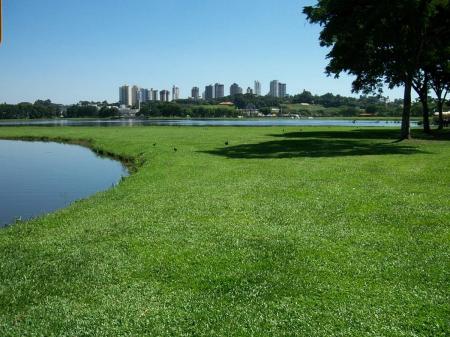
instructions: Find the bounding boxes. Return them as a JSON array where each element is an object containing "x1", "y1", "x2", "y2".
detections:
[{"x1": 0, "y1": 126, "x2": 449, "y2": 336}]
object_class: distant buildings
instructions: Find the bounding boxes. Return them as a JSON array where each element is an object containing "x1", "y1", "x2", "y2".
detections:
[
  {"x1": 205, "y1": 85, "x2": 214, "y2": 100},
  {"x1": 119, "y1": 79, "x2": 287, "y2": 105},
  {"x1": 140, "y1": 88, "x2": 150, "y2": 103},
  {"x1": 191, "y1": 87, "x2": 200, "y2": 100},
  {"x1": 254, "y1": 81, "x2": 261, "y2": 96},
  {"x1": 214, "y1": 83, "x2": 225, "y2": 99},
  {"x1": 172, "y1": 86, "x2": 180, "y2": 101},
  {"x1": 269, "y1": 80, "x2": 287, "y2": 98},
  {"x1": 160, "y1": 90, "x2": 170, "y2": 102},
  {"x1": 119, "y1": 85, "x2": 131, "y2": 106},
  {"x1": 269, "y1": 80, "x2": 279, "y2": 97},
  {"x1": 150, "y1": 89, "x2": 159, "y2": 101},
  {"x1": 230, "y1": 83, "x2": 243, "y2": 96},
  {"x1": 278, "y1": 83, "x2": 287, "y2": 98},
  {"x1": 131, "y1": 85, "x2": 140, "y2": 106}
]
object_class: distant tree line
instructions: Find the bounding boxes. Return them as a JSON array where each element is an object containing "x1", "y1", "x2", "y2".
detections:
[
  {"x1": 0, "y1": 100, "x2": 119, "y2": 119},
  {"x1": 65, "y1": 105, "x2": 119, "y2": 118},
  {"x1": 137, "y1": 102, "x2": 238, "y2": 118},
  {"x1": 0, "y1": 100, "x2": 61, "y2": 119}
]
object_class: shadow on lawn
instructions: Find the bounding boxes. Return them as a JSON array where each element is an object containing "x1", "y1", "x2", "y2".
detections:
[
  {"x1": 270, "y1": 128, "x2": 450, "y2": 141},
  {"x1": 204, "y1": 129, "x2": 429, "y2": 159}
]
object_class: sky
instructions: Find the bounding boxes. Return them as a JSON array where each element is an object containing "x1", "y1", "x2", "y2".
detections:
[{"x1": 0, "y1": 0, "x2": 405, "y2": 104}]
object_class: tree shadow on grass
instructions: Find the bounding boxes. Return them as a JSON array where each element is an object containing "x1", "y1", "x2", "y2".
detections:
[
  {"x1": 204, "y1": 139, "x2": 423, "y2": 159},
  {"x1": 203, "y1": 129, "x2": 429, "y2": 159},
  {"x1": 269, "y1": 128, "x2": 450, "y2": 141}
]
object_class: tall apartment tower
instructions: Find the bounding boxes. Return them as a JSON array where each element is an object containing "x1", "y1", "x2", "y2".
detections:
[
  {"x1": 172, "y1": 86, "x2": 180, "y2": 101},
  {"x1": 278, "y1": 83, "x2": 287, "y2": 98},
  {"x1": 254, "y1": 81, "x2": 261, "y2": 96},
  {"x1": 131, "y1": 85, "x2": 140, "y2": 106},
  {"x1": 119, "y1": 85, "x2": 131, "y2": 106},
  {"x1": 150, "y1": 89, "x2": 159, "y2": 101},
  {"x1": 139, "y1": 88, "x2": 150, "y2": 103},
  {"x1": 269, "y1": 80, "x2": 279, "y2": 97},
  {"x1": 191, "y1": 87, "x2": 200, "y2": 100},
  {"x1": 205, "y1": 85, "x2": 214, "y2": 100},
  {"x1": 160, "y1": 90, "x2": 170, "y2": 102},
  {"x1": 230, "y1": 83, "x2": 243, "y2": 96},
  {"x1": 214, "y1": 83, "x2": 225, "y2": 99}
]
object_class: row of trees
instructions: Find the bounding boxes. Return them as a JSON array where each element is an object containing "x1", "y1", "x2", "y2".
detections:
[
  {"x1": 0, "y1": 100, "x2": 61, "y2": 119},
  {"x1": 137, "y1": 102, "x2": 238, "y2": 118},
  {"x1": 304, "y1": 0, "x2": 450, "y2": 138},
  {"x1": 65, "y1": 105, "x2": 119, "y2": 118}
]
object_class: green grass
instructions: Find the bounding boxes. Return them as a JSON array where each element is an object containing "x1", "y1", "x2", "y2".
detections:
[{"x1": 0, "y1": 126, "x2": 449, "y2": 336}]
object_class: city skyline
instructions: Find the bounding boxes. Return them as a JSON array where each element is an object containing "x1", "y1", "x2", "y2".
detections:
[
  {"x1": 119, "y1": 80, "x2": 289, "y2": 106},
  {"x1": 0, "y1": 0, "x2": 407, "y2": 104}
]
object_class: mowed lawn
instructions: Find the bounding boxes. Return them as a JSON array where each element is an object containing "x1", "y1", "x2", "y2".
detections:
[{"x1": 0, "y1": 126, "x2": 449, "y2": 336}]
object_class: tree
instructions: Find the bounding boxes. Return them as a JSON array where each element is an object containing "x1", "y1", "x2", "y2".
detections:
[
  {"x1": 292, "y1": 90, "x2": 314, "y2": 104},
  {"x1": 425, "y1": 2, "x2": 450, "y2": 129},
  {"x1": 304, "y1": 0, "x2": 447, "y2": 139}
]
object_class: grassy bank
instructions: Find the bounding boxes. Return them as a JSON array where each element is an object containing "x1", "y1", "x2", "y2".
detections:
[{"x1": 0, "y1": 126, "x2": 449, "y2": 336}]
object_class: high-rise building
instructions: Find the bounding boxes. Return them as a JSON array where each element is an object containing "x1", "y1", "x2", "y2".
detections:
[
  {"x1": 119, "y1": 85, "x2": 131, "y2": 106},
  {"x1": 131, "y1": 85, "x2": 140, "y2": 106},
  {"x1": 172, "y1": 85, "x2": 180, "y2": 101},
  {"x1": 230, "y1": 83, "x2": 243, "y2": 96},
  {"x1": 205, "y1": 85, "x2": 214, "y2": 100},
  {"x1": 254, "y1": 81, "x2": 261, "y2": 96},
  {"x1": 269, "y1": 80, "x2": 279, "y2": 97},
  {"x1": 246, "y1": 87, "x2": 254, "y2": 95},
  {"x1": 191, "y1": 87, "x2": 200, "y2": 100},
  {"x1": 150, "y1": 89, "x2": 159, "y2": 101},
  {"x1": 160, "y1": 90, "x2": 170, "y2": 102},
  {"x1": 278, "y1": 83, "x2": 287, "y2": 98},
  {"x1": 139, "y1": 88, "x2": 150, "y2": 103},
  {"x1": 214, "y1": 83, "x2": 225, "y2": 99}
]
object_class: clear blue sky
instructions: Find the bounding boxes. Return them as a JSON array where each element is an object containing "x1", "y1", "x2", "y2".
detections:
[{"x1": 0, "y1": 0, "x2": 403, "y2": 104}]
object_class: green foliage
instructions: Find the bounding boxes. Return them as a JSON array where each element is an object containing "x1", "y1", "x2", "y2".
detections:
[
  {"x1": 65, "y1": 105, "x2": 99, "y2": 118},
  {"x1": 138, "y1": 102, "x2": 237, "y2": 118},
  {"x1": 0, "y1": 100, "x2": 61, "y2": 119},
  {"x1": 98, "y1": 106, "x2": 120, "y2": 118}
]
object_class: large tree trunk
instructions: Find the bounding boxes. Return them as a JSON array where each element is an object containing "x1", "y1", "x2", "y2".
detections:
[
  {"x1": 421, "y1": 96, "x2": 431, "y2": 133},
  {"x1": 437, "y1": 98, "x2": 444, "y2": 130},
  {"x1": 401, "y1": 80, "x2": 412, "y2": 140}
]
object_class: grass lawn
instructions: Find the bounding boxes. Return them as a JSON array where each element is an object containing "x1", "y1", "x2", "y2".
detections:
[{"x1": 0, "y1": 126, "x2": 449, "y2": 336}]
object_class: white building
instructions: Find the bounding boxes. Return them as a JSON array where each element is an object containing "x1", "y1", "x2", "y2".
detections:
[
  {"x1": 119, "y1": 85, "x2": 132, "y2": 106},
  {"x1": 269, "y1": 80, "x2": 279, "y2": 97},
  {"x1": 254, "y1": 81, "x2": 261, "y2": 96},
  {"x1": 131, "y1": 85, "x2": 140, "y2": 107},
  {"x1": 172, "y1": 86, "x2": 180, "y2": 101}
]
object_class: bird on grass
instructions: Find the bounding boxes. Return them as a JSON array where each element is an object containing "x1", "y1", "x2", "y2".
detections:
[
  {"x1": 225, "y1": 141, "x2": 229, "y2": 146},
  {"x1": 153, "y1": 143, "x2": 156, "y2": 146},
  {"x1": 174, "y1": 148, "x2": 178, "y2": 152}
]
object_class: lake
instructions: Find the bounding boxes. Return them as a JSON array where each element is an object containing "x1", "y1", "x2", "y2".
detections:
[
  {"x1": 0, "y1": 118, "x2": 418, "y2": 127},
  {"x1": 0, "y1": 140, "x2": 128, "y2": 227}
]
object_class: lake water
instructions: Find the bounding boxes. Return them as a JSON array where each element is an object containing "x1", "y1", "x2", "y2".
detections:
[
  {"x1": 0, "y1": 118, "x2": 418, "y2": 127},
  {"x1": 0, "y1": 140, "x2": 128, "y2": 227}
]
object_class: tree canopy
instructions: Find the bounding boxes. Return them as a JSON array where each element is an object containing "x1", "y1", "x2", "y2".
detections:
[{"x1": 304, "y1": 0, "x2": 450, "y2": 138}]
